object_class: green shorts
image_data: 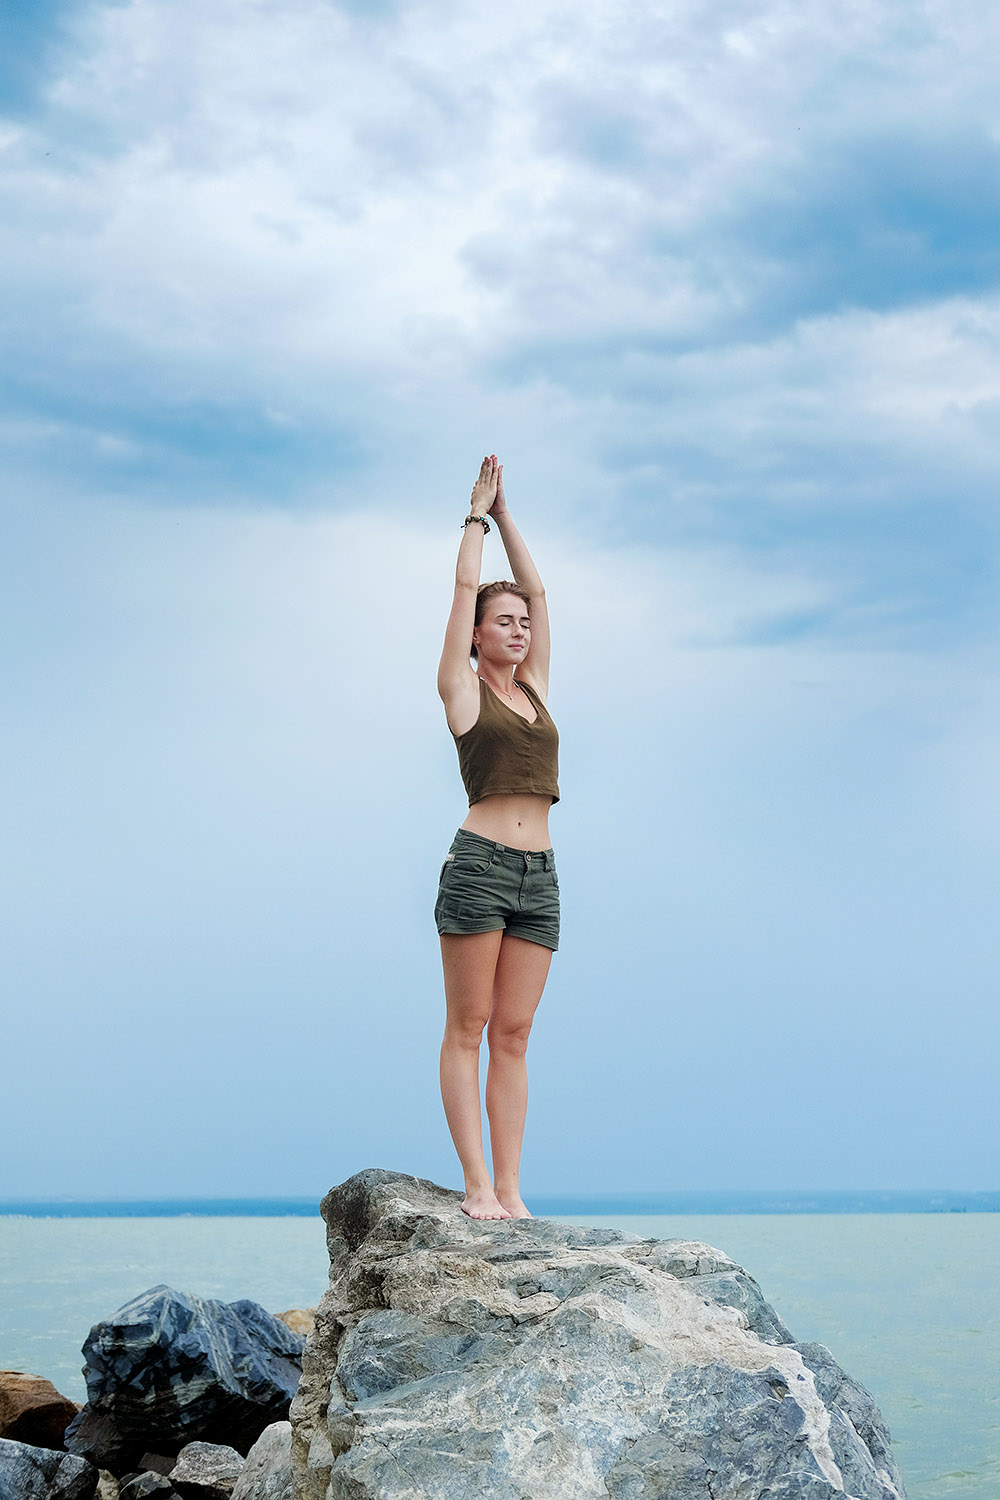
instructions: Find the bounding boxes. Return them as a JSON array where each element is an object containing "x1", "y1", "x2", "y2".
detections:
[{"x1": 434, "y1": 829, "x2": 560, "y2": 951}]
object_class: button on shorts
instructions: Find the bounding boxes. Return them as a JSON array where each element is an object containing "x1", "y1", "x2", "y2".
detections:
[{"x1": 434, "y1": 829, "x2": 560, "y2": 951}]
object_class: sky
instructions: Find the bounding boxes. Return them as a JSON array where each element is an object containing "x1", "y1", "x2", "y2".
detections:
[{"x1": 2, "y1": 0, "x2": 999, "y2": 1199}]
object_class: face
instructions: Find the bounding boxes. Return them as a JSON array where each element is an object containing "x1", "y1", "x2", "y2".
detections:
[{"x1": 473, "y1": 593, "x2": 531, "y2": 665}]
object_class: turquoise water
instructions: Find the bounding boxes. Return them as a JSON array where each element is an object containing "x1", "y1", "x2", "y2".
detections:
[{"x1": 0, "y1": 1213, "x2": 996, "y2": 1500}]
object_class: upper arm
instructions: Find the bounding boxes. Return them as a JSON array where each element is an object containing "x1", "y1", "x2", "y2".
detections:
[
  {"x1": 517, "y1": 590, "x2": 550, "y2": 700},
  {"x1": 437, "y1": 584, "x2": 481, "y2": 733}
]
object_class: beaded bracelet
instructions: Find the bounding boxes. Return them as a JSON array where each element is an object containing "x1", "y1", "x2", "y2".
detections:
[{"x1": 462, "y1": 514, "x2": 491, "y2": 535}]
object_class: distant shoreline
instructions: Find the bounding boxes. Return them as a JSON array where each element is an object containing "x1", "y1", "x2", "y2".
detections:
[{"x1": 1, "y1": 1189, "x2": 998, "y2": 1217}]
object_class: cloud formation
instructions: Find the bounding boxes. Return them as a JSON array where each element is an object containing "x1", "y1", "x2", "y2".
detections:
[{"x1": 2, "y1": 1, "x2": 999, "y2": 1194}]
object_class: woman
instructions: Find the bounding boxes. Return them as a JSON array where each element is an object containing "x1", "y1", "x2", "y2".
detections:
[{"x1": 435, "y1": 454, "x2": 560, "y2": 1221}]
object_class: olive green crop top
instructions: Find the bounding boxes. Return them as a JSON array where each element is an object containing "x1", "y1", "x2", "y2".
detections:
[{"x1": 452, "y1": 676, "x2": 560, "y2": 807}]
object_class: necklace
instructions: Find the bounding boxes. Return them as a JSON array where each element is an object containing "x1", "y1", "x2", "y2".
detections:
[{"x1": 481, "y1": 672, "x2": 516, "y2": 702}]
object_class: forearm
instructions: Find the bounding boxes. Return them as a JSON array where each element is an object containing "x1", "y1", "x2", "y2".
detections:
[
  {"x1": 495, "y1": 512, "x2": 544, "y2": 596},
  {"x1": 455, "y1": 516, "x2": 487, "y2": 591}
]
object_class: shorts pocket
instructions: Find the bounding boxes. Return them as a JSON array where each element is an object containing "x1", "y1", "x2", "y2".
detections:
[{"x1": 447, "y1": 846, "x2": 496, "y2": 876}]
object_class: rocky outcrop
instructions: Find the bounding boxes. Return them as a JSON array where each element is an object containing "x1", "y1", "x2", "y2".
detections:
[
  {"x1": 0, "y1": 1371, "x2": 80, "y2": 1450},
  {"x1": 291, "y1": 1169, "x2": 908, "y2": 1500},
  {"x1": 230, "y1": 1425, "x2": 292, "y2": 1500},
  {"x1": 0, "y1": 1436, "x2": 97, "y2": 1500},
  {"x1": 65, "y1": 1288, "x2": 304, "y2": 1473}
]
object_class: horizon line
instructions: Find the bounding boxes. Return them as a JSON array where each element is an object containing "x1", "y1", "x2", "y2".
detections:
[{"x1": 1, "y1": 1188, "x2": 997, "y2": 1217}]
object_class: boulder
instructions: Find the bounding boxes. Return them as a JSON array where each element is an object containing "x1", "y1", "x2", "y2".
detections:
[
  {"x1": 170, "y1": 1442, "x2": 243, "y2": 1499},
  {"x1": 290, "y1": 1168, "x2": 909, "y2": 1500},
  {"x1": 65, "y1": 1288, "x2": 304, "y2": 1473},
  {"x1": 0, "y1": 1370, "x2": 80, "y2": 1450},
  {"x1": 229, "y1": 1425, "x2": 292, "y2": 1500},
  {"x1": 273, "y1": 1312, "x2": 315, "y2": 1341},
  {"x1": 119, "y1": 1474, "x2": 178, "y2": 1500},
  {"x1": 0, "y1": 1436, "x2": 97, "y2": 1500}
]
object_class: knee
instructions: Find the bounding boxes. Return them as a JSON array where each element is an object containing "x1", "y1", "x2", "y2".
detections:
[
  {"x1": 444, "y1": 1013, "x2": 488, "y2": 1052},
  {"x1": 487, "y1": 1018, "x2": 533, "y2": 1059}
]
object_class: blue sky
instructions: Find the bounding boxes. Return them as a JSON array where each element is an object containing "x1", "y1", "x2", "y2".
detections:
[{"x1": 2, "y1": 0, "x2": 999, "y2": 1198}]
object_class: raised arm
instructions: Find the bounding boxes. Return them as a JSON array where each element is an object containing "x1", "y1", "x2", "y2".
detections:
[
  {"x1": 437, "y1": 457, "x2": 497, "y2": 731},
  {"x1": 490, "y1": 465, "x2": 551, "y2": 698}
]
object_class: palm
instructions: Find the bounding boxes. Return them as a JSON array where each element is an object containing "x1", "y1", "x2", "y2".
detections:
[
  {"x1": 469, "y1": 456, "x2": 498, "y2": 516},
  {"x1": 490, "y1": 463, "x2": 508, "y2": 516}
]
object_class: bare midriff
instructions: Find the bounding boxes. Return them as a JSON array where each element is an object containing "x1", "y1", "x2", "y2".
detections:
[{"x1": 461, "y1": 792, "x2": 553, "y2": 852}]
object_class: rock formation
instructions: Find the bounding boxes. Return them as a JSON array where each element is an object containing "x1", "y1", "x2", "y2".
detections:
[
  {"x1": 65, "y1": 1288, "x2": 304, "y2": 1472},
  {"x1": 0, "y1": 1371, "x2": 80, "y2": 1451},
  {"x1": 291, "y1": 1169, "x2": 908, "y2": 1500},
  {"x1": 0, "y1": 1435, "x2": 97, "y2": 1500},
  {"x1": 230, "y1": 1425, "x2": 292, "y2": 1500}
]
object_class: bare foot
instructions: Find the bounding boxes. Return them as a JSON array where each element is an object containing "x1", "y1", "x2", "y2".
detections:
[
  {"x1": 496, "y1": 1191, "x2": 532, "y2": 1219},
  {"x1": 461, "y1": 1186, "x2": 512, "y2": 1220}
]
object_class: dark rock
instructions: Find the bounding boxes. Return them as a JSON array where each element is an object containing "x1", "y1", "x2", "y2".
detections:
[
  {"x1": 290, "y1": 1167, "x2": 909, "y2": 1500},
  {"x1": 119, "y1": 1474, "x2": 178, "y2": 1500},
  {"x1": 64, "y1": 1412, "x2": 131, "y2": 1474},
  {"x1": 169, "y1": 1442, "x2": 243, "y2": 1499},
  {"x1": 0, "y1": 1370, "x2": 80, "y2": 1451},
  {"x1": 65, "y1": 1288, "x2": 304, "y2": 1473},
  {"x1": 229, "y1": 1426, "x2": 291, "y2": 1500},
  {"x1": 139, "y1": 1455, "x2": 177, "y2": 1478},
  {"x1": 0, "y1": 1436, "x2": 98, "y2": 1500}
]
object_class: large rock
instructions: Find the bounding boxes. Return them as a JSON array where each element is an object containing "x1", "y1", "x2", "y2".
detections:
[
  {"x1": 0, "y1": 1370, "x2": 80, "y2": 1450},
  {"x1": 290, "y1": 1169, "x2": 908, "y2": 1500},
  {"x1": 65, "y1": 1288, "x2": 304, "y2": 1472},
  {"x1": 273, "y1": 1313, "x2": 315, "y2": 1341},
  {"x1": 170, "y1": 1442, "x2": 243, "y2": 1499},
  {"x1": 0, "y1": 1436, "x2": 97, "y2": 1500},
  {"x1": 230, "y1": 1425, "x2": 292, "y2": 1500}
]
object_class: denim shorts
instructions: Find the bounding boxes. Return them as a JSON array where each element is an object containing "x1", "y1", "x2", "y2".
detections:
[{"x1": 434, "y1": 829, "x2": 560, "y2": 951}]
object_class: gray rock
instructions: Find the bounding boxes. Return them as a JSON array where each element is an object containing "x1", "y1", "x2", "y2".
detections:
[
  {"x1": 290, "y1": 1168, "x2": 909, "y2": 1500},
  {"x1": 170, "y1": 1442, "x2": 243, "y2": 1499},
  {"x1": 119, "y1": 1474, "x2": 179, "y2": 1500},
  {"x1": 229, "y1": 1425, "x2": 291, "y2": 1500},
  {"x1": 0, "y1": 1436, "x2": 98, "y2": 1500},
  {"x1": 65, "y1": 1288, "x2": 304, "y2": 1471},
  {"x1": 96, "y1": 1472, "x2": 120, "y2": 1500}
]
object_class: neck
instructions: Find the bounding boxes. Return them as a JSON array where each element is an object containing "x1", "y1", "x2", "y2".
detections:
[{"x1": 479, "y1": 666, "x2": 516, "y2": 696}]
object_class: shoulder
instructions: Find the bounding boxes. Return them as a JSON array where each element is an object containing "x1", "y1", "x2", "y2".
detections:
[{"x1": 515, "y1": 670, "x2": 549, "y2": 707}]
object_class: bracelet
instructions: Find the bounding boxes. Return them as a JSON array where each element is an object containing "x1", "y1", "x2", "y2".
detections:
[{"x1": 462, "y1": 514, "x2": 491, "y2": 535}]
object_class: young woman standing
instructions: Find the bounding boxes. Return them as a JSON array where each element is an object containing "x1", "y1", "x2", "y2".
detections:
[{"x1": 435, "y1": 455, "x2": 560, "y2": 1221}]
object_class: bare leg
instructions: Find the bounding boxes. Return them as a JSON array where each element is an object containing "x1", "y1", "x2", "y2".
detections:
[
  {"x1": 439, "y1": 931, "x2": 511, "y2": 1220},
  {"x1": 486, "y1": 935, "x2": 552, "y2": 1219}
]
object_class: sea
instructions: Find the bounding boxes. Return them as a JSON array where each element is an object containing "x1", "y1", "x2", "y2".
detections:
[{"x1": 1, "y1": 1193, "x2": 997, "y2": 1500}]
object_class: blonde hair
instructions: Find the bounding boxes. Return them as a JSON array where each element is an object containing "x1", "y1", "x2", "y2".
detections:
[{"x1": 471, "y1": 580, "x2": 531, "y2": 662}]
